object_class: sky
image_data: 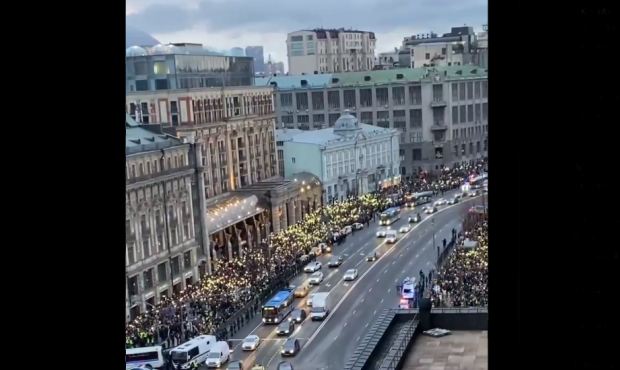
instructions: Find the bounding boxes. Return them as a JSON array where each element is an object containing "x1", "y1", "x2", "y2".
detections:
[{"x1": 126, "y1": 0, "x2": 487, "y2": 72}]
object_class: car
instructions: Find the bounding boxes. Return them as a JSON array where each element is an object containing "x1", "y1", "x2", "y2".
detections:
[
  {"x1": 448, "y1": 197, "x2": 459, "y2": 205},
  {"x1": 366, "y1": 252, "x2": 379, "y2": 262},
  {"x1": 309, "y1": 246, "x2": 322, "y2": 256},
  {"x1": 241, "y1": 335, "x2": 261, "y2": 351},
  {"x1": 308, "y1": 271, "x2": 324, "y2": 285},
  {"x1": 289, "y1": 308, "x2": 307, "y2": 323},
  {"x1": 408, "y1": 213, "x2": 421, "y2": 223},
  {"x1": 281, "y1": 338, "x2": 301, "y2": 356},
  {"x1": 306, "y1": 293, "x2": 315, "y2": 306},
  {"x1": 343, "y1": 268, "x2": 358, "y2": 281},
  {"x1": 434, "y1": 198, "x2": 447, "y2": 206},
  {"x1": 424, "y1": 206, "x2": 438, "y2": 214},
  {"x1": 399, "y1": 225, "x2": 411, "y2": 233},
  {"x1": 469, "y1": 190, "x2": 480, "y2": 197},
  {"x1": 276, "y1": 361, "x2": 294, "y2": 370},
  {"x1": 276, "y1": 320, "x2": 295, "y2": 336},
  {"x1": 341, "y1": 225, "x2": 353, "y2": 235},
  {"x1": 227, "y1": 361, "x2": 245, "y2": 370},
  {"x1": 327, "y1": 255, "x2": 344, "y2": 267},
  {"x1": 318, "y1": 242, "x2": 331, "y2": 253},
  {"x1": 352, "y1": 222, "x2": 364, "y2": 230},
  {"x1": 293, "y1": 283, "x2": 309, "y2": 298},
  {"x1": 303, "y1": 261, "x2": 322, "y2": 273},
  {"x1": 376, "y1": 229, "x2": 388, "y2": 238},
  {"x1": 386, "y1": 230, "x2": 398, "y2": 243}
]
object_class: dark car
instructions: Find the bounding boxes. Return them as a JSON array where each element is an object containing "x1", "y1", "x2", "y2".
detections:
[
  {"x1": 227, "y1": 361, "x2": 245, "y2": 370},
  {"x1": 366, "y1": 252, "x2": 379, "y2": 262},
  {"x1": 281, "y1": 338, "x2": 301, "y2": 356},
  {"x1": 277, "y1": 361, "x2": 294, "y2": 370},
  {"x1": 408, "y1": 213, "x2": 421, "y2": 223},
  {"x1": 290, "y1": 308, "x2": 307, "y2": 323},
  {"x1": 327, "y1": 255, "x2": 344, "y2": 267},
  {"x1": 276, "y1": 319, "x2": 296, "y2": 336}
]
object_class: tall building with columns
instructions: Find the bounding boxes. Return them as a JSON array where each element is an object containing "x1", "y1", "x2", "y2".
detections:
[{"x1": 125, "y1": 115, "x2": 205, "y2": 322}]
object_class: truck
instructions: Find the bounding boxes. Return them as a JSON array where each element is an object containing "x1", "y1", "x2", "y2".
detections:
[{"x1": 309, "y1": 292, "x2": 329, "y2": 321}]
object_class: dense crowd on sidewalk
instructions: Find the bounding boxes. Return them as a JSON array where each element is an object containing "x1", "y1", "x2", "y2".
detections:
[
  {"x1": 126, "y1": 158, "x2": 488, "y2": 349},
  {"x1": 431, "y1": 219, "x2": 488, "y2": 308}
]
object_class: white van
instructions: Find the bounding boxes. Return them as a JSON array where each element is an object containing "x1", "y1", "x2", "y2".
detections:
[
  {"x1": 170, "y1": 335, "x2": 217, "y2": 369},
  {"x1": 126, "y1": 346, "x2": 164, "y2": 369},
  {"x1": 205, "y1": 341, "x2": 230, "y2": 368},
  {"x1": 310, "y1": 292, "x2": 329, "y2": 320}
]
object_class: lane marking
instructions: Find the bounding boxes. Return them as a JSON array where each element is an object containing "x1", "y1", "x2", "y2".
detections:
[
  {"x1": 380, "y1": 298, "x2": 384, "y2": 304},
  {"x1": 352, "y1": 310, "x2": 356, "y2": 315},
  {"x1": 373, "y1": 310, "x2": 377, "y2": 315},
  {"x1": 356, "y1": 336, "x2": 361, "y2": 342},
  {"x1": 387, "y1": 288, "x2": 391, "y2": 293},
  {"x1": 369, "y1": 287, "x2": 373, "y2": 292}
]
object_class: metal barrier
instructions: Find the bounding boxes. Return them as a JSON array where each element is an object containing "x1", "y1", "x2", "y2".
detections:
[{"x1": 379, "y1": 316, "x2": 420, "y2": 370}]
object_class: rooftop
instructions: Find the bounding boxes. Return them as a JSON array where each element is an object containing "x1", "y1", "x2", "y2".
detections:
[
  {"x1": 125, "y1": 114, "x2": 185, "y2": 155},
  {"x1": 205, "y1": 193, "x2": 268, "y2": 234},
  {"x1": 400, "y1": 330, "x2": 488, "y2": 370},
  {"x1": 277, "y1": 122, "x2": 395, "y2": 146}
]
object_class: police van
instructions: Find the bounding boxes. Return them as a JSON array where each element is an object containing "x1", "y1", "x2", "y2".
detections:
[
  {"x1": 126, "y1": 345, "x2": 164, "y2": 369},
  {"x1": 170, "y1": 335, "x2": 217, "y2": 369}
]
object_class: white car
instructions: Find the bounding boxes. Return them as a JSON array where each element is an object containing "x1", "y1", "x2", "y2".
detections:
[
  {"x1": 306, "y1": 293, "x2": 315, "y2": 306},
  {"x1": 376, "y1": 229, "x2": 388, "y2": 238},
  {"x1": 434, "y1": 198, "x2": 447, "y2": 206},
  {"x1": 242, "y1": 335, "x2": 261, "y2": 351},
  {"x1": 304, "y1": 261, "x2": 322, "y2": 273},
  {"x1": 424, "y1": 206, "x2": 438, "y2": 214},
  {"x1": 352, "y1": 222, "x2": 364, "y2": 230},
  {"x1": 343, "y1": 269, "x2": 358, "y2": 281},
  {"x1": 399, "y1": 225, "x2": 411, "y2": 233},
  {"x1": 341, "y1": 225, "x2": 353, "y2": 235},
  {"x1": 308, "y1": 271, "x2": 324, "y2": 285}
]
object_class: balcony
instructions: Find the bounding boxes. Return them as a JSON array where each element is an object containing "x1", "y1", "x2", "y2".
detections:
[
  {"x1": 431, "y1": 122, "x2": 447, "y2": 131},
  {"x1": 430, "y1": 98, "x2": 447, "y2": 108}
]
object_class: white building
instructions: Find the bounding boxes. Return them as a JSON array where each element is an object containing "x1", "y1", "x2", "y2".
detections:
[
  {"x1": 287, "y1": 28, "x2": 376, "y2": 75},
  {"x1": 277, "y1": 110, "x2": 400, "y2": 202}
]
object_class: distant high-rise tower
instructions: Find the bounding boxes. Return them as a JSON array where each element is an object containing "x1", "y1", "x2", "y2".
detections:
[
  {"x1": 245, "y1": 46, "x2": 265, "y2": 73},
  {"x1": 230, "y1": 47, "x2": 245, "y2": 56}
]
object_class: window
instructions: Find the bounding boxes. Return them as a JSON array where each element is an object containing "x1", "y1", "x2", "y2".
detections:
[
  {"x1": 475, "y1": 104, "x2": 481, "y2": 122},
  {"x1": 128, "y1": 276, "x2": 138, "y2": 296},
  {"x1": 411, "y1": 131, "x2": 423, "y2": 143},
  {"x1": 482, "y1": 103, "x2": 488, "y2": 120},
  {"x1": 143, "y1": 269, "x2": 154, "y2": 290},
  {"x1": 328, "y1": 91, "x2": 340, "y2": 109},
  {"x1": 459, "y1": 106, "x2": 466, "y2": 123},
  {"x1": 135, "y1": 80, "x2": 148, "y2": 91},
  {"x1": 296, "y1": 92, "x2": 308, "y2": 110},
  {"x1": 297, "y1": 115, "x2": 309, "y2": 127},
  {"x1": 360, "y1": 111, "x2": 373, "y2": 125},
  {"x1": 306, "y1": 35, "x2": 313, "y2": 40},
  {"x1": 459, "y1": 82, "x2": 466, "y2": 100},
  {"x1": 452, "y1": 83, "x2": 458, "y2": 101},
  {"x1": 482, "y1": 80, "x2": 488, "y2": 98},
  {"x1": 311, "y1": 92, "x2": 324, "y2": 110},
  {"x1": 328, "y1": 113, "x2": 339, "y2": 126},
  {"x1": 467, "y1": 82, "x2": 474, "y2": 100},
  {"x1": 477, "y1": 141, "x2": 481, "y2": 153},
  {"x1": 469, "y1": 142, "x2": 474, "y2": 154},
  {"x1": 292, "y1": 157, "x2": 296, "y2": 163},
  {"x1": 153, "y1": 61, "x2": 168, "y2": 75},
  {"x1": 377, "y1": 111, "x2": 389, "y2": 128},
  {"x1": 409, "y1": 85, "x2": 422, "y2": 104},
  {"x1": 453, "y1": 145, "x2": 458, "y2": 157},
  {"x1": 412, "y1": 149, "x2": 422, "y2": 160},
  {"x1": 280, "y1": 93, "x2": 292, "y2": 107},
  {"x1": 291, "y1": 35, "x2": 303, "y2": 42},
  {"x1": 344, "y1": 89, "x2": 356, "y2": 108},
  {"x1": 171, "y1": 256, "x2": 180, "y2": 277},
  {"x1": 155, "y1": 79, "x2": 168, "y2": 90},
  {"x1": 134, "y1": 61, "x2": 148, "y2": 75},
  {"x1": 409, "y1": 109, "x2": 422, "y2": 128},
  {"x1": 392, "y1": 86, "x2": 405, "y2": 105},
  {"x1": 432, "y1": 85, "x2": 443, "y2": 101},
  {"x1": 452, "y1": 106, "x2": 459, "y2": 124},
  {"x1": 425, "y1": 53, "x2": 430, "y2": 60},
  {"x1": 376, "y1": 88, "x2": 388, "y2": 106},
  {"x1": 312, "y1": 114, "x2": 325, "y2": 127},
  {"x1": 461, "y1": 143, "x2": 466, "y2": 155},
  {"x1": 282, "y1": 115, "x2": 293, "y2": 128},
  {"x1": 393, "y1": 110, "x2": 406, "y2": 130},
  {"x1": 484, "y1": 139, "x2": 488, "y2": 151},
  {"x1": 127, "y1": 242, "x2": 136, "y2": 265},
  {"x1": 467, "y1": 104, "x2": 474, "y2": 122},
  {"x1": 184, "y1": 251, "x2": 192, "y2": 270},
  {"x1": 157, "y1": 262, "x2": 167, "y2": 282},
  {"x1": 360, "y1": 89, "x2": 372, "y2": 107},
  {"x1": 475, "y1": 81, "x2": 481, "y2": 99},
  {"x1": 170, "y1": 101, "x2": 179, "y2": 126}
]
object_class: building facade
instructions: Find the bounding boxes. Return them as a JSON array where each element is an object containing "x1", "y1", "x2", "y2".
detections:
[
  {"x1": 126, "y1": 43, "x2": 254, "y2": 93},
  {"x1": 246, "y1": 46, "x2": 266, "y2": 73},
  {"x1": 277, "y1": 111, "x2": 400, "y2": 202},
  {"x1": 258, "y1": 66, "x2": 488, "y2": 178},
  {"x1": 287, "y1": 28, "x2": 376, "y2": 75},
  {"x1": 126, "y1": 116, "x2": 205, "y2": 322}
]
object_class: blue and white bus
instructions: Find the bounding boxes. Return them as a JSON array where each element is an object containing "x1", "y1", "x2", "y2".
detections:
[
  {"x1": 379, "y1": 207, "x2": 401, "y2": 226},
  {"x1": 262, "y1": 289, "x2": 295, "y2": 324}
]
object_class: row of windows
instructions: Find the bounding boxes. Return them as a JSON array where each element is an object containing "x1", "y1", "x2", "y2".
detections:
[
  {"x1": 452, "y1": 125, "x2": 488, "y2": 139},
  {"x1": 451, "y1": 81, "x2": 488, "y2": 101},
  {"x1": 127, "y1": 250, "x2": 194, "y2": 295},
  {"x1": 126, "y1": 218, "x2": 193, "y2": 266},
  {"x1": 126, "y1": 153, "x2": 187, "y2": 180},
  {"x1": 451, "y1": 103, "x2": 488, "y2": 124}
]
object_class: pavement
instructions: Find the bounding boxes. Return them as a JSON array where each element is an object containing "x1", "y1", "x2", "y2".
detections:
[
  {"x1": 195, "y1": 190, "x2": 487, "y2": 370},
  {"x1": 400, "y1": 330, "x2": 488, "y2": 370}
]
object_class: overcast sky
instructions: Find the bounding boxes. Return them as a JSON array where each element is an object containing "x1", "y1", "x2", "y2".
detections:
[{"x1": 126, "y1": 0, "x2": 487, "y2": 71}]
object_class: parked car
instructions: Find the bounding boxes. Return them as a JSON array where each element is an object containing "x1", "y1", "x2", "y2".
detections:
[
  {"x1": 289, "y1": 308, "x2": 307, "y2": 323},
  {"x1": 308, "y1": 271, "x2": 324, "y2": 285},
  {"x1": 328, "y1": 255, "x2": 344, "y2": 267},
  {"x1": 276, "y1": 319, "x2": 295, "y2": 336},
  {"x1": 281, "y1": 338, "x2": 301, "y2": 357},
  {"x1": 352, "y1": 222, "x2": 364, "y2": 230},
  {"x1": 343, "y1": 269, "x2": 358, "y2": 281},
  {"x1": 241, "y1": 335, "x2": 260, "y2": 351},
  {"x1": 304, "y1": 261, "x2": 322, "y2": 273}
]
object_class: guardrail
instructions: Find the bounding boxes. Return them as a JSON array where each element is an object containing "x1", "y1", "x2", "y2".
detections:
[{"x1": 379, "y1": 317, "x2": 420, "y2": 370}]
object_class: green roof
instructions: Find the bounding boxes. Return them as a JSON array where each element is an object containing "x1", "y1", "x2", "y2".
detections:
[
  {"x1": 330, "y1": 65, "x2": 487, "y2": 87},
  {"x1": 125, "y1": 115, "x2": 185, "y2": 155}
]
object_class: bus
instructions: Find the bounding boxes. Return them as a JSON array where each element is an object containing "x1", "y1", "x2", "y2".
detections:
[
  {"x1": 379, "y1": 207, "x2": 401, "y2": 225},
  {"x1": 262, "y1": 289, "x2": 295, "y2": 324},
  {"x1": 411, "y1": 191, "x2": 433, "y2": 207},
  {"x1": 126, "y1": 345, "x2": 164, "y2": 369}
]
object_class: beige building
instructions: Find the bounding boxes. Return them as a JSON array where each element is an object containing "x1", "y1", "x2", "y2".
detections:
[{"x1": 287, "y1": 28, "x2": 376, "y2": 75}]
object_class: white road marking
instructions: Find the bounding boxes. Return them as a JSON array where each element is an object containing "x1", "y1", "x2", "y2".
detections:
[
  {"x1": 352, "y1": 310, "x2": 356, "y2": 315},
  {"x1": 344, "y1": 322, "x2": 348, "y2": 327},
  {"x1": 356, "y1": 336, "x2": 361, "y2": 341},
  {"x1": 392, "y1": 261, "x2": 396, "y2": 265},
  {"x1": 380, "y1": 298, "x2": 384, "y2": 303},
  {"x1": 416, "y1": 253, "x2": 420, "y2": 258},
  {"x1": 365, "y1": 322, "x2": 369, "y2": 327},
  {"x1": 376, "y1": 278, "x2": 380, "y2": 283},
  {"x1": 373, "y1": 310, "x2": 377, "y2": 315},
  {"x1": 387, "y1": 288, "x2": 391, "y2": 293},
  {"x1": 384, "y1": 269, "x2": 388, "y2": 274},
  {"x1": 369, "y1": 287, "x2": 373, "y2": 292},
  {"x1": 360, "y1": 298, "x2": 365, "y2": 303}
]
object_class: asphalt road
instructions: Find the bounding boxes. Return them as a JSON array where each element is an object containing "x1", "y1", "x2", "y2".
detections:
[{"x1": 216, "y1": 190, "x2": 487, "y2": 370}]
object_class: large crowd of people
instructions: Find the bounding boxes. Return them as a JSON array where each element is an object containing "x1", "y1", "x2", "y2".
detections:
[
  {"x1": 126, "y1": 159, "x2": 488, "y2": 349},
  {"x1": 431, "y1": 218, "x2": 488, "y2": 308}
]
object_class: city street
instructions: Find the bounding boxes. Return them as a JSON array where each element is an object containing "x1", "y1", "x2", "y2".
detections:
[{"x1": 213, "y1": 191, "x2": 486, "y2": 370}]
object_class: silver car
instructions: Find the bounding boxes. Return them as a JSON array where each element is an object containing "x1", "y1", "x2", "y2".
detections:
[
  {"x1": 343, "y1": 269, "x2": 358, "y2": 281},
  {"x1": 303, "y1": 261, "x2": 322, "y2": 273},
  {"x1": 308, "y1": 271, "x2": 324, "y2": 285},
  {"x1": 242, "y1": 335, "x2": 260, "y2": 351}
]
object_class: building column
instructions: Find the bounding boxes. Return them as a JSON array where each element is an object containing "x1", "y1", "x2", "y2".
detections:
[
  {"x1": 225, "y1": 230, "x2": 233, "y2": 261},
  {"x1": 194, "y1": 142, "x2": 212, "y2": 275},
  {"x1": 287, "y1": 200, "x2": 295, "y2": 226},
  {"x1": 271, "y1": 205, "x2": 281, "y2": 234}
]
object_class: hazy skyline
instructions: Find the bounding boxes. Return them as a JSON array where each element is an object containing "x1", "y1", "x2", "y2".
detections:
[{"x1": 126, "y1": 0, "x2": 487, "y2": 71}]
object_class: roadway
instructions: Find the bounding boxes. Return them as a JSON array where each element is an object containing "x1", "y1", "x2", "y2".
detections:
[{"x1": 220, "y1": 190, "x2": 487, "y2": 370}]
